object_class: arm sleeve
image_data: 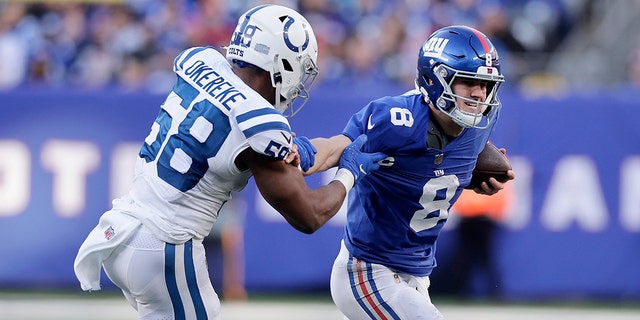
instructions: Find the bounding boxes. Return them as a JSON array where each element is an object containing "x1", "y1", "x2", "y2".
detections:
[
  {"x1": 235, "y1": 106, "x2": 293, "y2": 160},
  {"x1": 342, "y1": 102, "x2": 371, "y2": 140}
]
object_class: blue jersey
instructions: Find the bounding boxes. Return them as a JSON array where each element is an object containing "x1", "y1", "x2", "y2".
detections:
[{"x1": 341, "y1": 90, "x2": 497, "y2": 276}]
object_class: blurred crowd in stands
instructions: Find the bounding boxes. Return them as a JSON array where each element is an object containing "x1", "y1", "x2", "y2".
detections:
[{"x1": 0, "y1": 0, "x2": 589, "y2": 93}]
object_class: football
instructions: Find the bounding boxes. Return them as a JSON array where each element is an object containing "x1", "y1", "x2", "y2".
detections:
[{"x1": 465, "y1": 141, "x2": 511, "y2": 189}]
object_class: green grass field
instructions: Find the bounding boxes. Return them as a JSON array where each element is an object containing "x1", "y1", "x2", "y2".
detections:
[{"x1": 1, "y1": 290, "x2": 639, "y2": 320}]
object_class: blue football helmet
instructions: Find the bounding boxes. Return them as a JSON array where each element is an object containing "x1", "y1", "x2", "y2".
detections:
[{"x1": 416, "y1": 26, "x2": 505, "y2": 128}]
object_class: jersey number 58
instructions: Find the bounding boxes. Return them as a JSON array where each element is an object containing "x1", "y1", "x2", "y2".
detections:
[{"x1": 140, "y1": 79, "x2": 231, "y2": 192}]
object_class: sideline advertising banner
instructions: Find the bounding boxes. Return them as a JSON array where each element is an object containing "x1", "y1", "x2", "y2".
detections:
[{"x1": 0, "y1": 85, "x2": 639, "y2": 300}]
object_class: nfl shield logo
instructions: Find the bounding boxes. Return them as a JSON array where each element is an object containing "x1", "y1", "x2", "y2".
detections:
[
  {"x1": 434, "y1": 153, "x2": 444, "y2": 165},
  {"x1": 104, "y1": 226, "x2": 115, "y2": 240}
]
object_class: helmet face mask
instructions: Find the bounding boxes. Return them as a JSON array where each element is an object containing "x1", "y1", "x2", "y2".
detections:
[
  {"x1": 272, "y1": 52, "x2": 319, "y2": 117},
  {"x1": 226, "y1": 5, "x2": 319, "y2": 117},
  {"x1": 416, "y1": 26, "x2": 505, "y2": 129}
]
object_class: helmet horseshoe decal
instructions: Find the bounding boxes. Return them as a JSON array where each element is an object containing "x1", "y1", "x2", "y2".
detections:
[{"x1": 283, "y1": 16, "x2": 309, "y2": 52}]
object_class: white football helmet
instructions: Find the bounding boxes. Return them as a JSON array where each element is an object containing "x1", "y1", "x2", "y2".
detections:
[{"x1": 226, "y1": 4, "x2": 319, "y2": 117}]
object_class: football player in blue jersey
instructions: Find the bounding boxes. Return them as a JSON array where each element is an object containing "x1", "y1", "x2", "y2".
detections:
[
  {"x1": 73, "y1": 5, "x2": 386, "y2": 320},
  {"x1": 296, "y1": 26, "x2": 515, "y2": 319}
]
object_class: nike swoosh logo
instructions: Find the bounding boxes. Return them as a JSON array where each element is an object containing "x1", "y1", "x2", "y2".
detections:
[
  {"x1": 367, "y1": 115, "x2": 375, "y2": 130},
  {"x1": 359, "y1": 164, "x2": 367, "y2": 174},
  {"x1": 281, "y1": 131, "x2": 292, "y2": 144}
]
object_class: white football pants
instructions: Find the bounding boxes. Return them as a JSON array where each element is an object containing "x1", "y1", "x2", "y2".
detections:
[
  {"x1": 330, "y1": 240, "x2": 444, "y2": 320},
  {"x1": 103, "y1": 226, "x2": 220, "y2": 320}
]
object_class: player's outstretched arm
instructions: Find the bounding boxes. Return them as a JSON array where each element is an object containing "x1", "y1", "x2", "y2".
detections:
[
  {"x1": 246, "y1": 148, "x2": 345, "y2": 234},
  {"x1": 240, "y1": 135, "x2": 385, "y2": 234},
  {"x1": 297, "y1": 134, "x2": 352, "y2": 175}
]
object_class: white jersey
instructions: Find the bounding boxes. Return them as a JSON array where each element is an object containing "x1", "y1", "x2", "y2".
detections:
[{"x1": 120, "y1": 46, "x2": 293, "y2": 243}]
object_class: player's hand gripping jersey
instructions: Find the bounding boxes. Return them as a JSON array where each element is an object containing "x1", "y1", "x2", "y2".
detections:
[
  {"x1": 126, "y1": 46, "x2": 293, "y2": 243},
  {"x1": 341, "y1": 90, "x2": 499, "y2": 276}
]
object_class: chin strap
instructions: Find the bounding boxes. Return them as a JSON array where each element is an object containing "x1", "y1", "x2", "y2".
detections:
[{"x1": 272, "y1": 54, "x2": 285, "y2": 113}]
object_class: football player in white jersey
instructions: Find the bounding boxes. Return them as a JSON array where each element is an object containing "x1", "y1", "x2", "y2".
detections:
[
  {"x1": 73, "y1": 5, "x2": 386, "y2": 320},
  {"x1": 296, "y1": 26, "x2": 515, "y2": 319}
]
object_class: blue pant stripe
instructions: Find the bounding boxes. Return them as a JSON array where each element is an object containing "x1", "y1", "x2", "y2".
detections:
[
  {"x1": 347, "y1": 256, "x2": 378, "y2": 319},
  {"x1": 364, "y1": 261, "x2": 401, "y2": 320},
  {"x1": 184, "y1": 240, "x2": 207, "y2": 319},
  {"x1": 165, "y1": 243, "x2": 185, "y2": 320}
]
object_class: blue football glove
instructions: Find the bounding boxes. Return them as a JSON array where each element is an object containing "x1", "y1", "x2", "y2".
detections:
[
  {"x1": 293, "y1": 136, "x2": 317, "y2": 172},
  {"x1": 333, "y1": 134, "x2": 387, "y2": 191}
]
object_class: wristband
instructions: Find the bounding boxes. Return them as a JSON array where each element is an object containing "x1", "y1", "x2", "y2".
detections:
[{"x1": 332, "y1": 168, "x2": 355, "y2": 192}]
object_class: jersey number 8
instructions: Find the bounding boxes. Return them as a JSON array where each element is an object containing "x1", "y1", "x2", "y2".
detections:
[{"x1": 410, "y1": 175, "x2": 459, "y2": 232}]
